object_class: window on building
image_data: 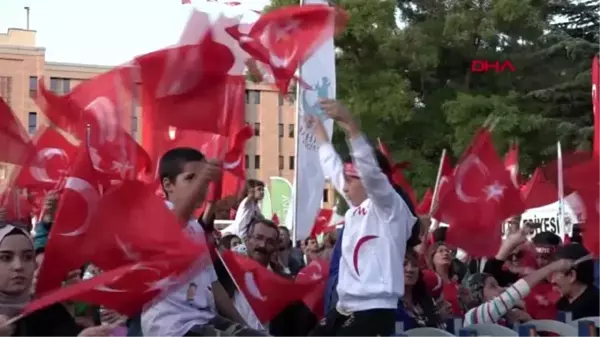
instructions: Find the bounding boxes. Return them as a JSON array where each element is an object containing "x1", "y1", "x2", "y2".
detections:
[
  {"x1": 289, "y1": 156, "x2": 295, "y2": 170},
  {"x1": 279, "y1": 156, "x2": 284, "y2": 170},
  {"x1": 29, "y1": 76, "x2": 38, "y2": 98},
  {"x1": 278, "y1": 123, "x2": 284, "y2": 137},
  {"x1": 254, "y1": 122, "x2": 260, "y2": 136},
  {"x1": 0, "y1": 76, "x2": 12, "y2": 106},
  {"x1": 28, "y1": 112, "x2": 37, "y2": 134},
  {"x1": 250, "y1": 90, "x2": 260, "y2": 104},
  {"x1": 245, "y1": 90, "x2": 250, "y2": 104},
  {"x1": 278, "y1": 94, "x2": 284, "y2": 106},
  {"x1": 245, "y1": 155, "x2": 249, "y2": 169},
  {"x1": 254, "y1": 155, "x2": 260, "y2": 169},
  {"x1": 323, "y1": 189, "x2": 329, "y2": 203},
  {"x1": 50, "y1": 77, "x2": 70, "y2": 94},
  {"x1": 288, "y1": 124, "x2": 294, "y2": 138}
]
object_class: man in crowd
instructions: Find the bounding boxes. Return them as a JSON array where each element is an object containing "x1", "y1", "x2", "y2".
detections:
[{"x1": 277, "y1": 226, "x2": 304, "y2": 276}]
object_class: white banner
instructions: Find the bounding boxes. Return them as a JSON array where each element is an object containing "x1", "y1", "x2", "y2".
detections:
[{"x1": 285, "y1": 0, "x2": 335, "y2": 241}]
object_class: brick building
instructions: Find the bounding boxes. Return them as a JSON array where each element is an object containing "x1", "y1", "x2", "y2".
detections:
[{"x1": 0, "y1": 28, "x2": 334, "y2": 208}]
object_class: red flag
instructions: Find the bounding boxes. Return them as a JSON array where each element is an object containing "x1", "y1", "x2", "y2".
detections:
[
  {"x1": 271, "y1": 213, "x2": 280, "y2": 225},
  {"x1": 417, "y1": 188, "x2": 433, "y2": 215},
  {"x1": 135, "y1": 32, "x2": 244, "y2": 136},
  {"x1": 504, "y1": 143, "x2": 520, "y2": 187},
  {"x1": 434, "y1": 129, "x2": 525, "y2": 257},
  {"x1": 0, "y1": 98, "x2": 32, "y2": 165},
  {"x1": 309, "y1": 208, "x2": 334, "y2": 239},
  {"x1": 592, "y1": 55, "x2": 599, "y2": 157},
  {"x1": 220, "y1": 250, "x2": 319, "y2": 323},
  {"x1": 227, "y1": 4, "x2": 342, "y2": 93},
  {"x1": 296, "y1": 259, "x2": 329, "y2": 318},
  {"x1": 520, "y1": 168, "x2": 558, "y2": 209},
  {"x1": 35, "y1": 146, "x2": 101, "y2": 295},
  {"x1": 376, "y1": 138, "x2": 417, "y2": 206},
  {"x1": 14, "y1": 127, "x2": 78, "y2": 190},
  {"x1": 562, "y1": 159, "x2": 599, "y2": 256},
  {"x1": 29, "y1": 180, "x2": 208, "y2": 316}
]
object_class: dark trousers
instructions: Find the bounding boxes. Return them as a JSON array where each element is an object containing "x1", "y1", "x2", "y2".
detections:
[
  {"x1": 185, "y1": 315, "x2": 268, "y2": 336},
  {"x1": 309, "y1": 308, "x2": 396, "y2": 336}
]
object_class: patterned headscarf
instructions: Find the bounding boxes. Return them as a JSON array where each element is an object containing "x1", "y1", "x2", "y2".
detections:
[{"x1": 458, "y1": 273, "x2": 492, "y2": 313}]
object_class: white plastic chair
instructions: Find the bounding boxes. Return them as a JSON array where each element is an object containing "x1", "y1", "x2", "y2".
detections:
[
  {"x1": 463, "y1": 323, "x2": 518, "y2": 336},
  {"x1": 572, "y1": 316, "x2": 600, "y2": 327},
  {"x1": 404, "y1": 327, "x2": 456, "y2": 336},
  {"x1": 523, "y1": 319, "x2": 578, "y2": 335}
]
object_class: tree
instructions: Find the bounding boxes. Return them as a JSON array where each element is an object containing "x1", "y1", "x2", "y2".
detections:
[{"x1": 265, "y1": 0, "x2": 599, "y2": 198}]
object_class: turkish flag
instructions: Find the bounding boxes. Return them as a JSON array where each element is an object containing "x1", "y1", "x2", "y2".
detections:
[
  {"x1": 219, "y1": 250, "x2": 320, "y2": 323},
  {"x1": 35, "y1": 146, "x2": 101, "y2": 295},
  {"x1": 504, "y1": 143, "x2": 520, "y2": 187},
  {"x1": 14, "y1": 126, "x2": 78, "y2": 190},
  {"x1": 0, "y1": 98, "x2": 32, "y2": 165},
  {"x1": 309, "y1": 208, "x2": 334, "y2": 239},
  {"x1": 135, "y1": 30, "x2": 245, "y2": 136},
  {"x1": 592, "y1": 55, "x2": 599, "y2": 157},
  {"x1": 561, "y1": 159, "x2": 599, "y2": 256},
  {"x1": 296, "y1": 259, "x2": 329, "y2": 318},
  {"x1": 520, "y1": 168, "x2": 558, "y2": 209},
  {"x1": 28, "y1": 180, "x2": 208, "y2": 316},
  {"x1": 377, "y1": 138, "x2": 417, "y2": 206},
  {"x1": 36, "y1": 69, "x2": 152, "y2": 182},
  {"x1": 434, "y1": 128, "x2": 525, "y2": 257},
  {"x1": 227, "y1": 4, "x2": 342, "y2": 93},
  {"x1": 417, "y1": 188, "x2": 433, "y2": 215}
]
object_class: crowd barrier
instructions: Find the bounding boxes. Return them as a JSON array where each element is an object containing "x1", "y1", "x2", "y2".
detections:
[{"x1": 394, "y1": 312, "x2": 599, "y2": 336}]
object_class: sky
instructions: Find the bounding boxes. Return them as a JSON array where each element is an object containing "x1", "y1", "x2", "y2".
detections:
[{"x1": 0, "y1": 0, "x2": 270, "y2": 66}]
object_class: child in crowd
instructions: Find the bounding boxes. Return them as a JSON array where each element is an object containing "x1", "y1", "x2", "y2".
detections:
[{"x1": 141, "y1": 147, "x2": 266, "y2": 336}]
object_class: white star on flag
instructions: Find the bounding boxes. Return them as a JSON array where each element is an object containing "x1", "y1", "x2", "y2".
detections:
[{"x1": 483, "y1": 182, "x2": 506, "y2": 201}]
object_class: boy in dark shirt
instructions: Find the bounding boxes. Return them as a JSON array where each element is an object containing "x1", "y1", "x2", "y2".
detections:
[{"x1": 552, "y1": 243, "x2": 600, "y2": 320}]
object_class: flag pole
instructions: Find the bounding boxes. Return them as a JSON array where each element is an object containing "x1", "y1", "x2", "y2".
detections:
[
  {"x1": 429, "y1": 149, "x2": 447, "y2": 215},
  {"x1": 556, "y1": 141, "x2": 567, "y2": 237},
  {"x1": 290, "y1": 0, "x2": 305, "y2": 246}
]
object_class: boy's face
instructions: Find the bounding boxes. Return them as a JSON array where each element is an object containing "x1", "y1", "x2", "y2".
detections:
[{"x1": 162, "y1": 161, "x2": 205, "y2": 209}]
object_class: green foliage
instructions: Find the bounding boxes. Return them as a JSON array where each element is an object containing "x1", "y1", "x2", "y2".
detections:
[{"x1": 267, "y1": 0, "x2": 599, "y2": 198}]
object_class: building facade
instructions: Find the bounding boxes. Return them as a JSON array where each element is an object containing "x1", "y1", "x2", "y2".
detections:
[{"x1": 0, "y1": 28, "x2": 335, "y2": 208}]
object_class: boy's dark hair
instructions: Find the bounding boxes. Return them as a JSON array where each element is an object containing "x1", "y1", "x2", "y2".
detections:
[
  {"x1": 158, "y1": 147, "x2": 205, "y2": 196},
  {"x1": 554, "y1": 243, "x2": 594, "y2": 285},
  {"x1": 241, "y1": 179, "x2": 265, "y2": 199},
  {"x1": 532, "y1": 231, "x2": 562, "y2": 246},
  {"x1": 341, "y1": 148, "x2": 422, "y2": 248}
]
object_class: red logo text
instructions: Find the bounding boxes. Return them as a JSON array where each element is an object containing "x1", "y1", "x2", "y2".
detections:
[{"x1": 471, "y1": 60, "x2": 515, "y2": 73}]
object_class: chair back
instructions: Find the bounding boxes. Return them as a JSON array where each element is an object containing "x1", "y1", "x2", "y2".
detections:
[
  {"x1": 405, "y1": 327, "x2": 456, "y2": 336},
  {"x1": 523, "y1": 319, "x2": 577, "y2": 335},
  {"x1": 463, "y1": 323, "x2": 518, "y2": 336}
]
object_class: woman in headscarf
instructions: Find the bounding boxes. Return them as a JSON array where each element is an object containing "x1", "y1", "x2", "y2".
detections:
[{"x1": 0, "y1": 223, "x2": 112, "y2": 336}]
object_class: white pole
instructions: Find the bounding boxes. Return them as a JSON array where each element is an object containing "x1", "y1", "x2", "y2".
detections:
[
  {"x1": 290, "y1": 0, "x2": 304, "y2": 246},
  {"x1": 557, "y1": 141, "x2": 567, "y2": 237},
  {"x1": 429, "y1": 149, "x2": 447, "y2": 215}
]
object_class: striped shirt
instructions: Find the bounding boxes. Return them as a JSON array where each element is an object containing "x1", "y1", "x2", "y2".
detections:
[{"x1": 463, "y1": 279, "x2": 531, "y2": 326}]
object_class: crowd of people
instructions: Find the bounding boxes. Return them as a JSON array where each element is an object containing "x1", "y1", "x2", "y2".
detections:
[{"x1": 0, "y1": 100, "x2": 596, "y2": 337}]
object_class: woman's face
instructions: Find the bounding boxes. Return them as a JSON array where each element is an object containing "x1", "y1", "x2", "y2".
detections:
[
  {"x1": 0, "y1": 234, "x2": 34, "y2": 295},
  {"x1": 482, "y1": 276, "x2": 504, "y2": 301},
  {"x1": 433, "y1": 244, "x2": 452, "y2": 267},
  {"x1": 404, "y1": 256, "x2": 420, "y2": 286}
]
